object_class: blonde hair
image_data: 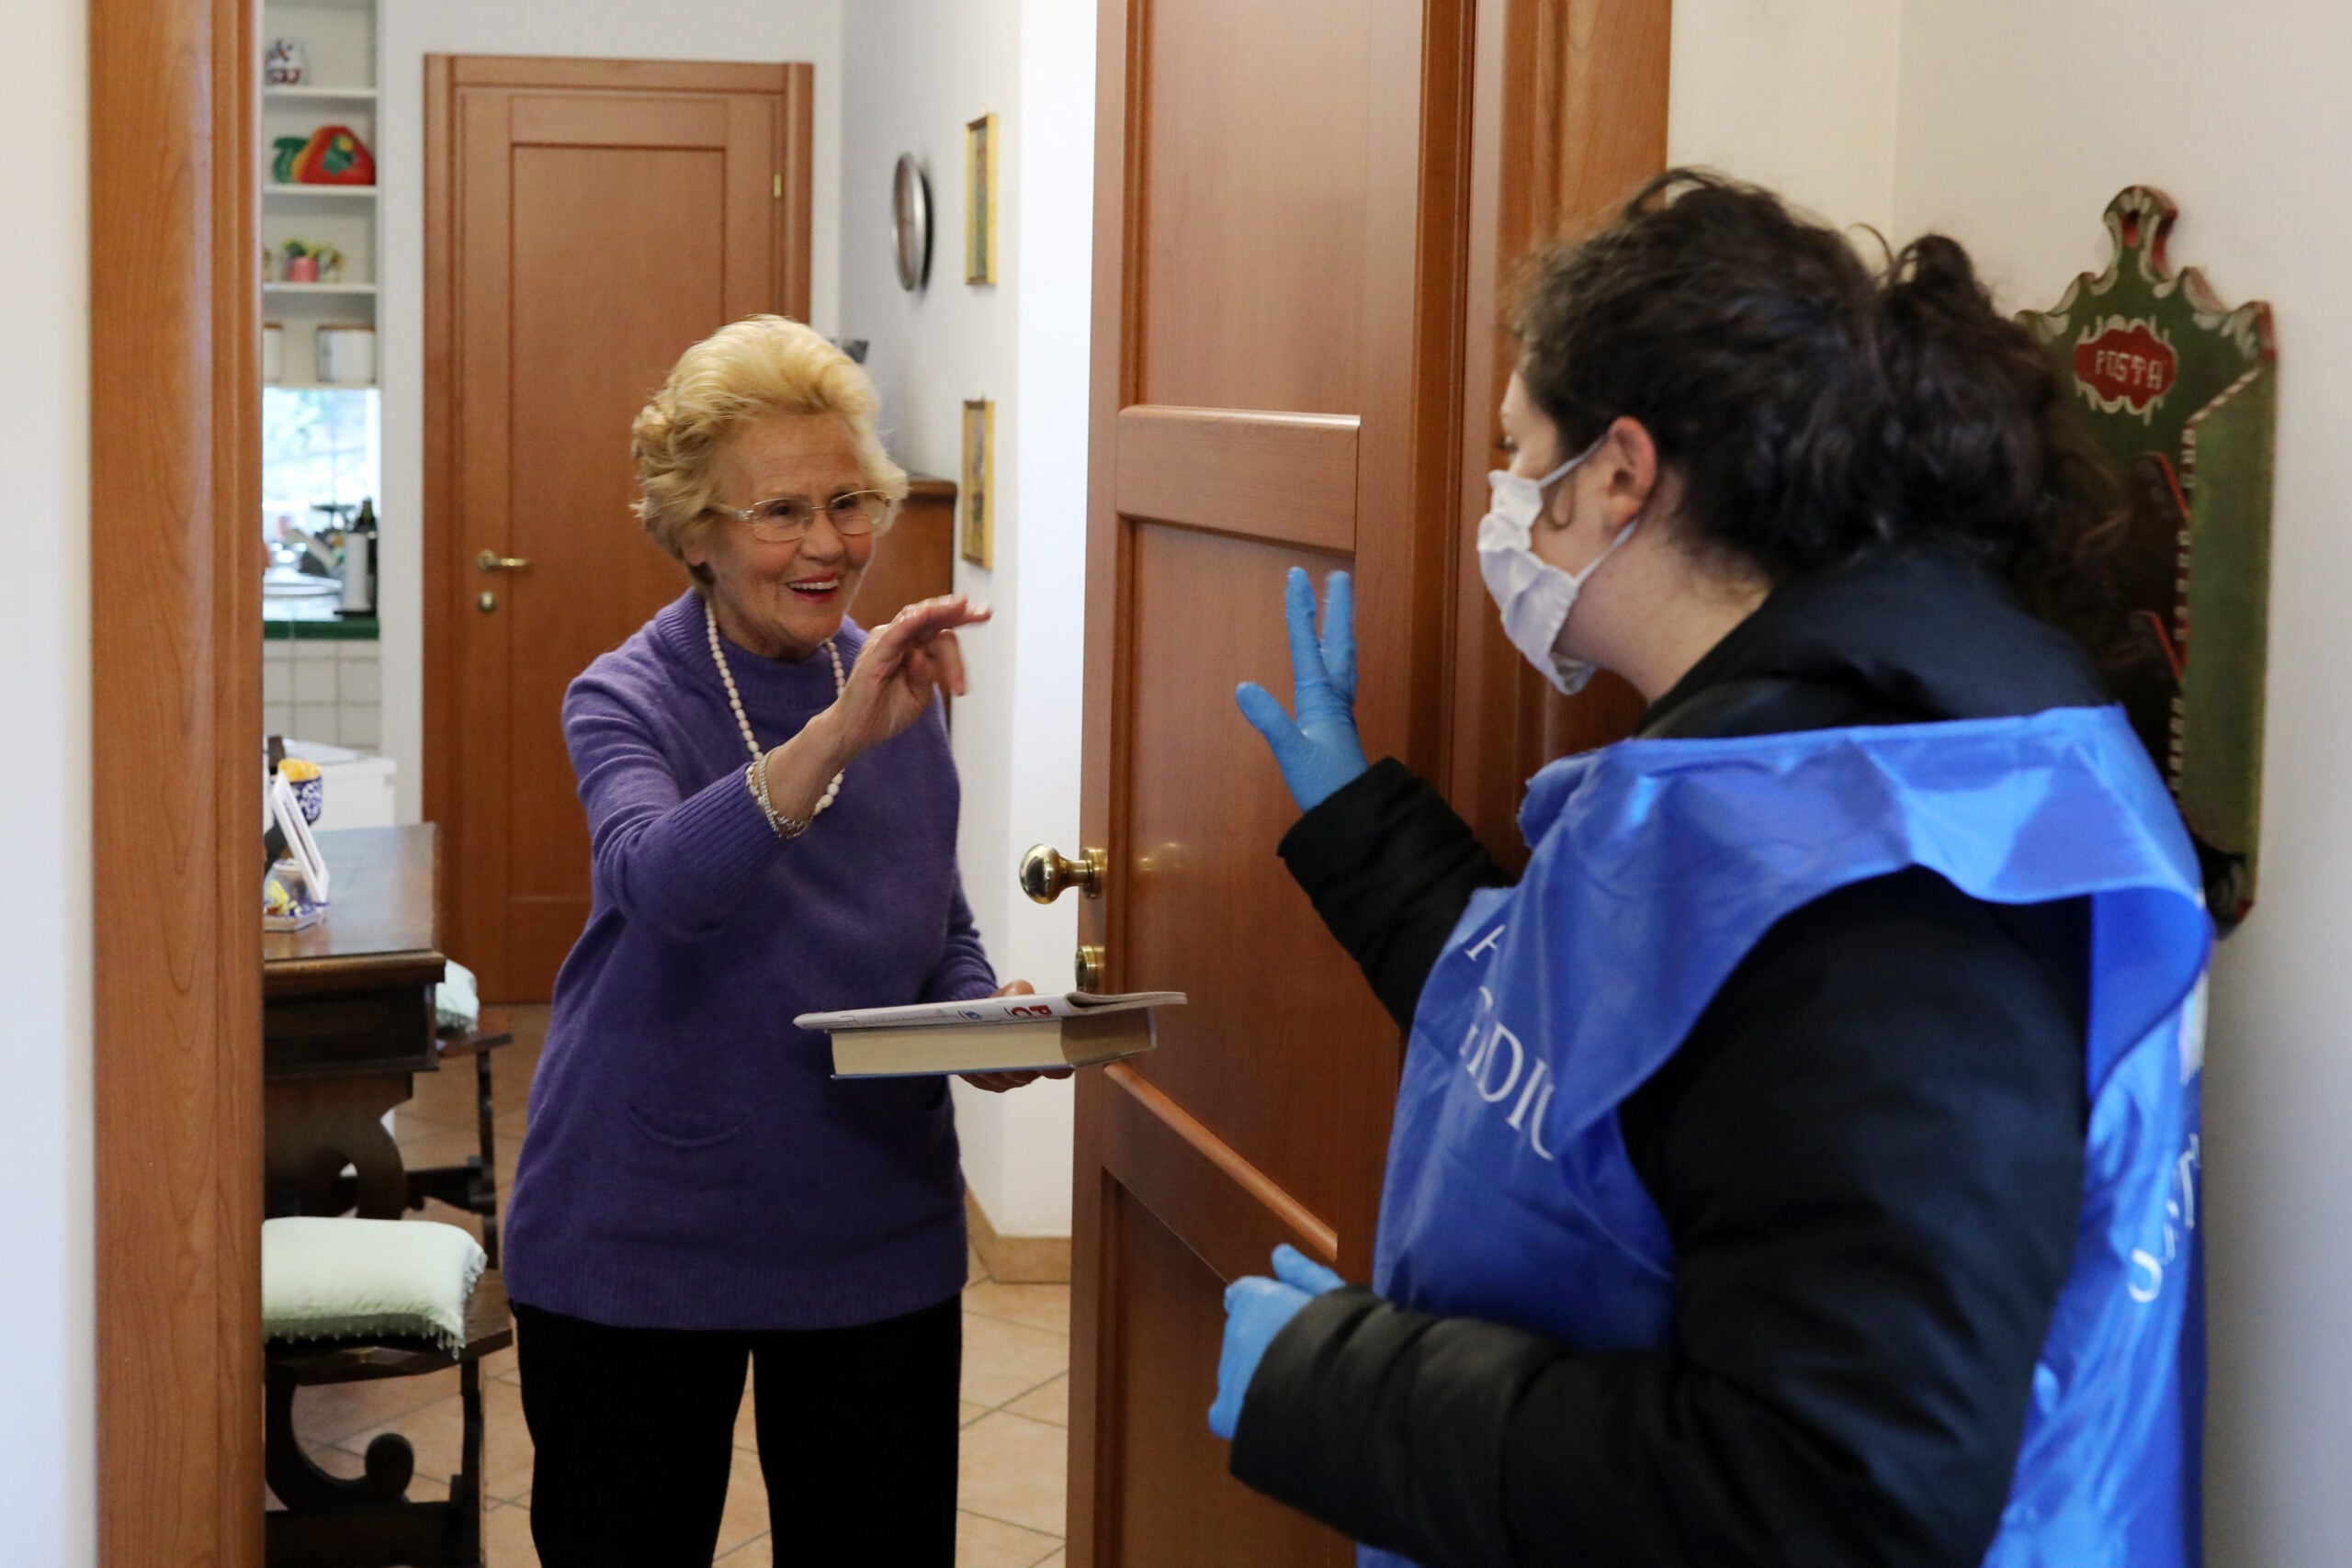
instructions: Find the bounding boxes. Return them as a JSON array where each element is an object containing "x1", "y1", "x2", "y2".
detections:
[{"x1": 631, "y1": 315, "x2": 909, "y2": 565}]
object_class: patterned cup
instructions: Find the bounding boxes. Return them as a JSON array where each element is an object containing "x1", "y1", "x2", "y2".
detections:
[{"x1": 279, "y1": 759, "x2": 325, "y2": 824}]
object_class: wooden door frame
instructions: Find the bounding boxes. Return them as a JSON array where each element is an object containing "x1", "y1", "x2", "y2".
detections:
[
  {"x1": 420, "y1": 54, "x2": 816, "y2": 958},
  {"x1": 91, "y1": 0, "x2": 265, "y2": 1561},
  {"x1": 1445, "y1": 0, "x2": 1673, "y2": 861}
]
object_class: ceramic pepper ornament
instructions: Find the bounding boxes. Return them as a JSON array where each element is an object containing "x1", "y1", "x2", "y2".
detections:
[{"x1": 272, "y1": 124, "x2": 376, "y2": 186}]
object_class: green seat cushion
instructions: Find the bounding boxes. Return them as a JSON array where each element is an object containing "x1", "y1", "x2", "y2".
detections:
[{"x1": 263, "y1": 1217, "x2": 487, "y2": 1353}]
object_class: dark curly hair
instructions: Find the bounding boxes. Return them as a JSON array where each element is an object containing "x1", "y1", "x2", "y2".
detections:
[{"x1": 1510, "y1": 170, "x2": 2121, "y2": 649}]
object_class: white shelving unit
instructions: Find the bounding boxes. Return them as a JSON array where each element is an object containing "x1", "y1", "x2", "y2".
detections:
[
  {"x1": 260, "y1": 0, "x2": 379, "y2": 389},
  {"x1": 265, "y1": 85, "x2": 379, "y2": 103},
  {"x1": 265, "y1": 282, "x2": 379, "y2": 294},
  {"x1": 263, "y1": 183, "x2": 379, "y2": 199},
  {"x1": 259, "y1": 0, "x2": 383, "y2": 643}
]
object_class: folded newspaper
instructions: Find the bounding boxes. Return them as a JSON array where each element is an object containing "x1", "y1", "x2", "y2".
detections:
[{"x1": 797, "y1": 990, "x2": 1185, "y2": 1078}]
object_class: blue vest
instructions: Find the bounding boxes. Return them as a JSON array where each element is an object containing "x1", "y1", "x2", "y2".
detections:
[{"x1": 1365, "y1": 706, "x2": 2211, "y2": 1568}]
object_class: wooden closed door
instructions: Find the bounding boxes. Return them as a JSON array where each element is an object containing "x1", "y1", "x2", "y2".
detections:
[
  {"x1": 424, "y1": 56, "x2": 812, "y2": 1001},
  {"x1": 1067, "y1": 2, "x2": 1475, "y2": 1562}
]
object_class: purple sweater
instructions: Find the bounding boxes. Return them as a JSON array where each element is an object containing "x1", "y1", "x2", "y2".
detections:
[{"x1": 503, "y1": 592, "x2": 997, "y2": 1331}]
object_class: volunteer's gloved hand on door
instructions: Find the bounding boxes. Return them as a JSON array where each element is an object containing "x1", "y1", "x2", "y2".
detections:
[
  {"x1": 1207, "y1": 1244, "x2": 1349, "y2": 1440},
  {"x1": 1237, "y1": 568, "x2": 1369, "y2": 812}
]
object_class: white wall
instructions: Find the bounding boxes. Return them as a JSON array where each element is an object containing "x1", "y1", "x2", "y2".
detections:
[
  {"x1": 0, "y1": 0, "x2": 93, "y2": 1560},
  {"x1": 839, "y1": 0, "x2": 1095, "y2": 1237},
  {"x1": 1890, "y1": 9, "x2": 2352, "y2": 1561},
  {"x1": 1666, "y1": 0, "x2": 1901, "y2": 232},
  {"x1": 375, "y1": 0, "x2": 846, "y2": 823},
  {"x1": 988, "y1": 0, "x2": 1095, "y2": 1236}
]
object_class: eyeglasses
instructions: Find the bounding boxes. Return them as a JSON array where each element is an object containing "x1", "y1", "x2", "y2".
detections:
[{"x1": 711, "y1": 490, "x2": 891, "y2": 544}]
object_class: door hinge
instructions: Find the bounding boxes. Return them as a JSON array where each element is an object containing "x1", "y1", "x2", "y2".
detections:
[{"x1": 773, "y1": 174, "x2": 783, "y2": 200}]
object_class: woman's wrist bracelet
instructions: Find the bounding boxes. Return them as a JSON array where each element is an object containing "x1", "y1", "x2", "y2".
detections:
[{"x1": 745, "y1": 754, "x2": 810, "y2": 840}]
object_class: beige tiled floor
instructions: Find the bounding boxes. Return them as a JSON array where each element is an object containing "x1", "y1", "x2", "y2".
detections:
[{"x1": 277, "y1": 1006, "x2": 1071, "y2": 1567}]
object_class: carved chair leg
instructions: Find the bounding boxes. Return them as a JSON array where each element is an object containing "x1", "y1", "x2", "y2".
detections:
[
  {"x1": 475, "y1": 1049, "x2": 502, "y2": 1269},
  {"x1": 264, "y1": 1376, "x2": 417, "y2": 1511},
  {"x1": 444, "y1": 1359, "x2": 487, "y2": 1566}
]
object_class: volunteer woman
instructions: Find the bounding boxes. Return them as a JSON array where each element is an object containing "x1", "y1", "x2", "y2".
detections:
[{"x1": 1213, "y1": 174, "x2": 2211, "y2": 1568}]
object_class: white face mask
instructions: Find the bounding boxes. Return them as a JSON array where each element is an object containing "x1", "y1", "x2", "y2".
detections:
[{"x1": 1477, "y1": 435, "x2": 1641, "y2": 694}]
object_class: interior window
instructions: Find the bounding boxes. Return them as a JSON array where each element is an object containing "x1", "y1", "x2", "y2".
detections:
[{"x1": 262, "y1": 386, "x2": 379, "y2": 565}]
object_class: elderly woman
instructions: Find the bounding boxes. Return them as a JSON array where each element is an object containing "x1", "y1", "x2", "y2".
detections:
[{"x1": 503, "y1": 315, "x2": 1038, "y2": 1566}]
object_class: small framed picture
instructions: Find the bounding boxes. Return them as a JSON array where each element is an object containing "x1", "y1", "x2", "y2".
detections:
[
  {"x1": 965, "y1": 113, "x2": 1000, "y2": 285},
  {"x1": 961, "y1": 398, "x2": 995, "y2": 569}
]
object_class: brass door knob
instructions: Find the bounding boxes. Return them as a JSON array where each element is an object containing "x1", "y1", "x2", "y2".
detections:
[
  {"x1": 477, "y1": 549, "x2": 533, "y2": 571},
  {"x1": 1074, "y1": 944, "x2": 1107, "y2": 993},
  {"x1": 1021, "y1": 843, "x2": 1105, "y2": 904}
]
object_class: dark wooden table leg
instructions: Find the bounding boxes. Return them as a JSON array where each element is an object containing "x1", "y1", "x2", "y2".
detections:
[{"x1": 264, "y1": 1074, "x2": 414, "y2": 1220}]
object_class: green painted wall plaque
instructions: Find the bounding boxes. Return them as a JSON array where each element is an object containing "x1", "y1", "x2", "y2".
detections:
[{"x1": 2020, "y1": 186, "x2": 2276, "y2": 929}]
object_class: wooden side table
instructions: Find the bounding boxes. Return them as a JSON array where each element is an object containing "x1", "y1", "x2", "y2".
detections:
[
  {"x1": 262, "y1": 823, "x2": 513, "y2": 1566},
  {"x1": 263, "y1": 824, "x2": 445, "y2": 1221},
  {"x1": 851, "y1": 474, "x2": 956, "y2": 627}
]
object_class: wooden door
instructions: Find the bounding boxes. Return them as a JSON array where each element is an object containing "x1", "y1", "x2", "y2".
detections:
[
  {"x1": 1068, "y1": 3, "x2": 1670, "y2": 1560},
  {"x1": 424, "y1": 56, "x2": 812, "y2": 1001},
  {"x1": 1067, "y1": 2, "x2": 1476, "y2": 1562}
]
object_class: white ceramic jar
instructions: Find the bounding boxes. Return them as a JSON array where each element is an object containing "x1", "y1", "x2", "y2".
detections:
[{"x1": 314, "y1": 323, "x2": 376, "y2": 386}]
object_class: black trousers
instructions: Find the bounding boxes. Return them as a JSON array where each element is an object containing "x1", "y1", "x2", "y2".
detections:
[{"x1": 514, "y1": 1294, "x2": 962, "y2": 1566}]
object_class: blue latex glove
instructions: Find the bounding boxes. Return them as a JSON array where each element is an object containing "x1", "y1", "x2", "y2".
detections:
[
  {"x1": 1236, "y1": 568, "x2": 1369, "y2": 812},
  {"x1": 1208, "y1": 1244, "x2": 1350, "y2": 1441}
]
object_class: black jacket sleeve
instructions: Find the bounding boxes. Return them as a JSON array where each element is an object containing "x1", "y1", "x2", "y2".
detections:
[
  {"x1": 1237, "y1": 784, "x2": 2089, "y2": 1568},
  {"x1": 1275, "y1": 759, "x2": 1514, "y2": 1030}
]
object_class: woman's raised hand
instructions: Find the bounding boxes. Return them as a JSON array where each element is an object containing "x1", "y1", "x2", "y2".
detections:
[
  {"x1": 830, "y1": 594, "x2": 993, "y2": 759},
  {"x1": 1236, "y1": 568, "x2": 1369, "y2": 812}
]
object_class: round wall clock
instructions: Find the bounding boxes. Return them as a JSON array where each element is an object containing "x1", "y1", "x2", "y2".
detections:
[{"x1": 892, "y1": 154, "x2": 932, "y2": 293}]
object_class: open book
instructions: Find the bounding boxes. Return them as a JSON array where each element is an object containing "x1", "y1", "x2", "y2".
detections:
[{"x1": 797, "y1": 990, "x2": 1185, "y2": 1078}]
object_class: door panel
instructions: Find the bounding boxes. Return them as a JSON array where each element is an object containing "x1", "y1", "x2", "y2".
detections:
[
  {"x1": 504, "y1": 143, "x2": 731, "y2": 983},
  {"x1": 1137, "y1": 0, "x2": 1369, "y2": 414},
  {"x1": 512, "y1": 94, "x2": 729, "y2": 146},
  {"x1": 1124, "y1": 525, "x2": 1396, "y2": 1226},
  {"x1": 1101, "y1": 1181, "x2": 1350, "y2": 1565},
  {"x1": 425, "y1": 57, "x2": 813, "y2": 1001},
  {"x1": 1071, "y1": 0, "x2": 1474, "y2": 1560},
  {"x1": 1114, "y1": 408, "x2": 1360, "y2": 552}
]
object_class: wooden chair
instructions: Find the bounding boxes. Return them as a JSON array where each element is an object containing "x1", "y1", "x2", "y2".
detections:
[
  {"x1": 264, "y1": 1006, "x2": 517, "y2": 1566},
  {"x1": 265, "y1": 1277, "x2": 513, "y2": 1568},
  {"x1": 404, "y1": 1005, "x2": 516, "y2": 1267}
]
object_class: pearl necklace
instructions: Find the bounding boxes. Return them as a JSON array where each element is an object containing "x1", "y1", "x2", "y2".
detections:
[{"x1": 707, "y1": 598, "x2": 845, "y2": 822}]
